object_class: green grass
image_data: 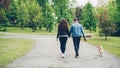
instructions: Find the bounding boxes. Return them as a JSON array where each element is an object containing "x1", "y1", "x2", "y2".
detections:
[
  {"x1": 6, "y1": 27, "x2": 57, "y2": 35},
  {"x1": 0, "y1": 38, "x2": 35, "y2": 68},
  {"x1": 87, "y1": 36, "x2": 120, "y2": 58},
  {"x1": 0, "y1": 33, "x2": 6, "y2": 36}
]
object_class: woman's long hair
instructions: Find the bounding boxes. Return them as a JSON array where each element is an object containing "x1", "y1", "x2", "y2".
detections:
[{"x1": 58, "y1": 18, "x2": 69, "y2": 31}]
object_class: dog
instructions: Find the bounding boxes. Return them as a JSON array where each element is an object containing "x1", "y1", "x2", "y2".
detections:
[{"x1": 96, "y1": 45, "x2": 104, "y2": 57}]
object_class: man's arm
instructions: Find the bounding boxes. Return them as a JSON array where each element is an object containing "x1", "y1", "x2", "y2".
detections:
[{"x1": 81, "y1": 25, "x2": 87, "y2": 41}]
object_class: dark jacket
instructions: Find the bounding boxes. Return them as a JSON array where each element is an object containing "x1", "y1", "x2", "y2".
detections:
[{"x1": 57, "y1": 28, "x2": 70, "y2": 38}]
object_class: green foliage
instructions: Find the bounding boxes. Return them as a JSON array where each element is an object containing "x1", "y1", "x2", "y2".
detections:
[
  {"x1": 0, "y1": 0, "x2": 11, "y2": 31},
  {"x1": 0, "y1": 0, "x2": 12, "y2": 9},
  {"x1": 67, "y1": 8, "x2": 75, "y2": 24},
  {"x1": 108, "y1": 1, "x2": 118, "y2": 23},
  {"x1": 0, "y1": 38, "x2": 35, "y2": 67},
  {"x1": 37, "y1": 0, "x2": 48, "y2": 28},
  {"x1": 37, "y1": 0, "x2": 48, "y2": 9},
  {"x1": 15, "y1": 0, "x2": 42, "y2": 31},
  {"x1": 0, "y1": 9, "x2": 8, "y2": 31},
  {"x1": 0, "y1": 0, "x2": 74, "y2": 32},
  {"x1": 116, "y1": 0, "x2": 120, "y2": 11},
  {"x1": 75, "y1": 7, "x2": 83, "y2": 22},
  {"x1": 7, "y1": 1, "x2": 17, "y2": 26},
  {"x1": 37, "y1": 0, "x2": 55, "y2": 32},
  {"x1": 107, "y1": 1, "x2": 119, "y2": 36},
  {"x1": 98, "y1": 10, "x2": 116, "y2": 40},
  {"x1": 52, "y1": 0, "x2": 72, "y2": 23},
  {"x1": 82, "y1": 2, "x2": 97, "y2": 32},
  {"x1": 27, "y1": 0, "x2": 42, "y2": 31},
  {"x1": 44, "y1": 3, "x2": 54, "y2": 32},
  {"x1": 115, "y1": 0, "x2": 120, "y2": 36},
  {"x1": 112, "y1": 0, "x2": 120, "y2": 36}
]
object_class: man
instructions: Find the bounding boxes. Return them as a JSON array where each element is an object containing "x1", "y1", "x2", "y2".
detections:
[{"x1": 70, "y1": 18, "x2": 87, "y2": 58}]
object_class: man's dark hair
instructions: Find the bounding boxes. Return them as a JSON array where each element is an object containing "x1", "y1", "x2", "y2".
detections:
[{"x1": 74, "y1": 18, "x2": 78, "y2": 22}]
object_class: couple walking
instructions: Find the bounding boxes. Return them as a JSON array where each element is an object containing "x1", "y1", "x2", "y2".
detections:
[{"x1": 57, "y1": 18, "x2": 87, "y2": 58}]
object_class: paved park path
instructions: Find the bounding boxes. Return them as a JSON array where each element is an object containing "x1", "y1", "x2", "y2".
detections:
[{"x1": 0, "y1": 32, "x2": 120, "y2": 68}]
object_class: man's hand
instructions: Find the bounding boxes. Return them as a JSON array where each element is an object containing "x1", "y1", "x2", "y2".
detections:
[{"x1": 56, "y1": 38, "x2": 58, "y2": 41}]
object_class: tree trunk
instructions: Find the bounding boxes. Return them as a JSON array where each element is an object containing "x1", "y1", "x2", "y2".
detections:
[
  {"x1": 21, "y1": 22, "x2": 24, "y2": 30},
  {"x1": 32, "y1": 22, "x2": 36, "y2": 32},
  {"x1": 46, "y1": 24, "x2": 49, "y2": 31},
  {"x1": 21, "y1": 25, "x2": 24, "y2": 30},
  {"x1": 39, "y1": 24, "x2": 42, "y2": 30},
  {"x1": 90, "y1": 28, "x2": 92, "y2": 33},
  {"x1": 105, "y1": 33, "x2": 107, "y2": 40}
]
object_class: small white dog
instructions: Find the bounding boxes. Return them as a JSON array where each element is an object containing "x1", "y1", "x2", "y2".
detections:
[{"x1": 96, "y1": 45, "x2": 104, "y2": 57}]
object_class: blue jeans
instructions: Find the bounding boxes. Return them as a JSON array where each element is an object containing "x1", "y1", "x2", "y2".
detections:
[
  {"x1": 59, "y1": 37, "x2": 68, "y2": 53},
  {"x1": 73, "y1": 37, "x2": 81, "y2": 56}
]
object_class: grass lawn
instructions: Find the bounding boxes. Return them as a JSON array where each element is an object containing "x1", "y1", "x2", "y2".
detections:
[
  {"x1": 0, "y1": 33, "x2": 6, "y2": 36},
  {"x1": 6, "y1": 27, "x2": 56, "y2": 35},
  {"x1": 87, "y1": 36, "x2": 120, "y2": 58},
  {"x1": 0, "y1": 38, "x2": 35, "y2": 68}
]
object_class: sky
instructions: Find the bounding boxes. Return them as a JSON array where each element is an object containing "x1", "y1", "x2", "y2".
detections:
[
  {"x1": 76, "y1": 0, "x2": 109, "y2": 7},
  {"x1": 76, "y1": 0, "x2": 97, "y2": 6}
]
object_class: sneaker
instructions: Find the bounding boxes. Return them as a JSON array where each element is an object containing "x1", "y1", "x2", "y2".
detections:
[
  {"x1": 61, "y1": 54, "x2": 65, "y2": 58},
  {"x1": 75, "y1": 56, "x2": 79, "y2": 58}
]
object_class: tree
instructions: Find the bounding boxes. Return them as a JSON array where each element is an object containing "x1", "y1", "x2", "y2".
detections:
[
  {"x1": 52, "y1": 0, "x2": 71, "y2": 23},
  {"x1": 98, "y1": 10, "x2": 116, "y2": 40},
  {"x1": 113, "y1": 0, "x2": 120, "y2": 36},
  {"x1": 37, "y1": 0, "x2": 48, "y2": 30},
  {"x1": 75, "y1": 6, "x2": 83, "y2": 22},
  {"x1": 68, "y1": 8, "x2": 75, "y2": 23},
  {"x1": 0, "y1": 0, "x2": 12, "y2": 31},
  {"x1": 6, "y1": 0, "x2": 17, "y2": 26},
  {"x1": 106, "y1": 0, "x2": 120, "y2": 36},
  {"x1": 82, "y1": 2, "x2": 97, "y2": 32},
  {"x1": 0, "y1": 0, "x2": 12, "y2": 9},
  {"x1": 0, "y1": 9, "x2": 7, "y2": 31},
  {"x1": 68, "y1": 0, "x2": 76, "y2": 23},
  {"x1": 15, "y1": 0, "x2": 27, "y2": 29},
  {"x1": 44, "y1": 3, "x2": 54, "y2": 32},
  {"x1": 37, "y1": 0, "x2": 48, "y2": 10},
  {"x1": 27, "y1": 0, "x2": 42, "y2": 32},
  {"x1": 15, "y1": 0, "x2": 42, "y2": 31}
]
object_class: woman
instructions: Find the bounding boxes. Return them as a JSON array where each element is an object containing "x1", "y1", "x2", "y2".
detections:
[{"x1": 57, "y1": 18, "x2": 70, "y2": 58}]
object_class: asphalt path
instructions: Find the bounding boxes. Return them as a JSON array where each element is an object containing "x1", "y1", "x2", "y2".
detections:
[{"x1": 0, "y1": 32, "x2": 120, "y2": 68}]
